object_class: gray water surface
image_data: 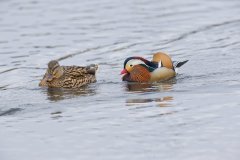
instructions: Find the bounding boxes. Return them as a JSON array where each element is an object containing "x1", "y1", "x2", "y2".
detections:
[{"x1": 1, "y1": 0, "x2": 240, "y2": 160}]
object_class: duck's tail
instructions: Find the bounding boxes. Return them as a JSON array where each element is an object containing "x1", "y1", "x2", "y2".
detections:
[
  {"x1": 173, "y1": 60, "x2": 188, "y2": 68},
  {"x1": 86, "y1": 64, "x2": 98, "y2": 75},
  {"x1": 173, "y1": 60, "x2": 188, "y2": 73}
]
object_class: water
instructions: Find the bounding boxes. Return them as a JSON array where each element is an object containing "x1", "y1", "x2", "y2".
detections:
[{"x1": 1, "y1": 0, "x2": 240, "y2": 159}]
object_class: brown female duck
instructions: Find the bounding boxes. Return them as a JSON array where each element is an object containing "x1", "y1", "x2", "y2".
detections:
[{"x1": 39, "y1": 60, "x2": 98, "y2": 88}]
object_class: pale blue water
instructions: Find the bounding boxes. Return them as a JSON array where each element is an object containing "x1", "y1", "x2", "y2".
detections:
[{"x1": 1, "y1": 0, "x2": 240, "y2": 160}]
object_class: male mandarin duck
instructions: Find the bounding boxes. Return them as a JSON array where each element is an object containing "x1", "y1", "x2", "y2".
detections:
[
  {"x1": 121, "y1": 52, "x2": 188, "y2": 82},
  {"x1": 39, "y1": 60, "x2": 98, "y2": 88}
]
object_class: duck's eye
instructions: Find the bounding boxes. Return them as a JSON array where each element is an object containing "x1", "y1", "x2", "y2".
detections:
[{"x1": 130, "y1": 64, "x2": 133, "y2": 67}]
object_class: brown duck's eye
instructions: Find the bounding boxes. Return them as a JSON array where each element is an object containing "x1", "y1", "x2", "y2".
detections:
[{"x1": 130, "y1": 64, "x2": 133, "y2": 67}]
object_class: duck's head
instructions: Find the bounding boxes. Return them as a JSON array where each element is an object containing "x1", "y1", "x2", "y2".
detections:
[
  {"x1": 120, "y1": 57, "x2": 149, "y2": 75},
  {"x1": 121, "y1": 57, "x2": 158, "y2": 75},
  {"x1": 45, "y1": 60, "x2": 64, "y2": 82}
]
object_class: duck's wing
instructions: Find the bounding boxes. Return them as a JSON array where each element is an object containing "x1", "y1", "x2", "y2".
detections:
[
  {"x1": 62, "y1": 74, "x2": 96, "y2": 88},
  {"x1": 152, "y1": 52, "x2": 174, "y2": 69},
  {"x1": 63, "y1": 64, "x2": 98, "y2": 77},
  {"x1": 128, "y1": 65, "x2": 151, "y2": 82}
]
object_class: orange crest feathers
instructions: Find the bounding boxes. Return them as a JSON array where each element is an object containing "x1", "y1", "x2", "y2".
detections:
[{"x1": 152, "y1": 52, "x2": 174, "y2": 69}]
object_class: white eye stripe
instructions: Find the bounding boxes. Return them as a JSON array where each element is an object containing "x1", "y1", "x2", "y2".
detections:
[{"x1": 127, "y1": 59, "x2": 145, "y2": 67}]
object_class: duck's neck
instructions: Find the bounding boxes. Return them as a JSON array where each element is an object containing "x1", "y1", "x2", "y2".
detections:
[
  {"x1": 122, "y1": 74, "x2": 133, "y2": 82},
  {"x1": 56, "y1": 67, "x2": 64, "y2": 78}
]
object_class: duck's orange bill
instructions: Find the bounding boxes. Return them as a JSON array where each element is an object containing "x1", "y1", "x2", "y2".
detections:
[{"x1": 120, "y1": 69, "x2": 127, "y2": 75}]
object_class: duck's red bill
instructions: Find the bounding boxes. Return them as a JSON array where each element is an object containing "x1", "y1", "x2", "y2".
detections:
[{"x1": 120, "y1": 69, "x2": 127, "y2": 75}]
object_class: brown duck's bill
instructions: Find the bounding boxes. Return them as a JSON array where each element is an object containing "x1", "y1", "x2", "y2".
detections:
[{"x1": 120, "y1": 69, "x2": 128, "y2": 75}]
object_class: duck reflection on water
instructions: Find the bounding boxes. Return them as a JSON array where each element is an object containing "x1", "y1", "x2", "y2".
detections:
[
  {"x1": 42, "y1": 85, "x2": 96, "y2": 102},
  {"x1": 126, "y1": 96, "x2": 173, "y2": 107},
  {"x1": 125, "y1": 81, "x2": 175, "y2": 107},
  {"x1": 125, "y1": 78, "x2": 175, "y2": 92}
]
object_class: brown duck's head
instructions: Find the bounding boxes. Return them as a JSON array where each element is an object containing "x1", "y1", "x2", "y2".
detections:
[{"x1": 45, "y1": 60, "x2": 64, "y2": 82}]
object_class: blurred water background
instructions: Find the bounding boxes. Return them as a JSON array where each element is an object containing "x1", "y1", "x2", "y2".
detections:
[{"x1": 1, "y1": 0, "x2": 240, "y2": 159}]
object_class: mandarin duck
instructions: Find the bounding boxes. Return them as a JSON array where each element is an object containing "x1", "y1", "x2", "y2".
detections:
[
  {"x1": 39, "y1": 60, "x2": 98, "y2": 88},
  {"x1": 121, "y1": 52, "x2": 188, "y2": 82}
]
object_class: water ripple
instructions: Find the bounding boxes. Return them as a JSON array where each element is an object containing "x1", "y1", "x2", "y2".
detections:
[
  {"x1": 154, "y1": 19, "x2": 240, "y2": 49},
  {"x1": 1, "y1": 0, "x2": 240, "y2": 159}
]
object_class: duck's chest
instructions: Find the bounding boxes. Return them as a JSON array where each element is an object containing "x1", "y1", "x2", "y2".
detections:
[{"x1": 48, "y1": 77, "x2": 65, "y2": 88}]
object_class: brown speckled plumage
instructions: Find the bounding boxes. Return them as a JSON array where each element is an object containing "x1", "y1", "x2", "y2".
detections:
[{"x1": 39, "y1": 60, "x2": 98, "y2": 88}]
